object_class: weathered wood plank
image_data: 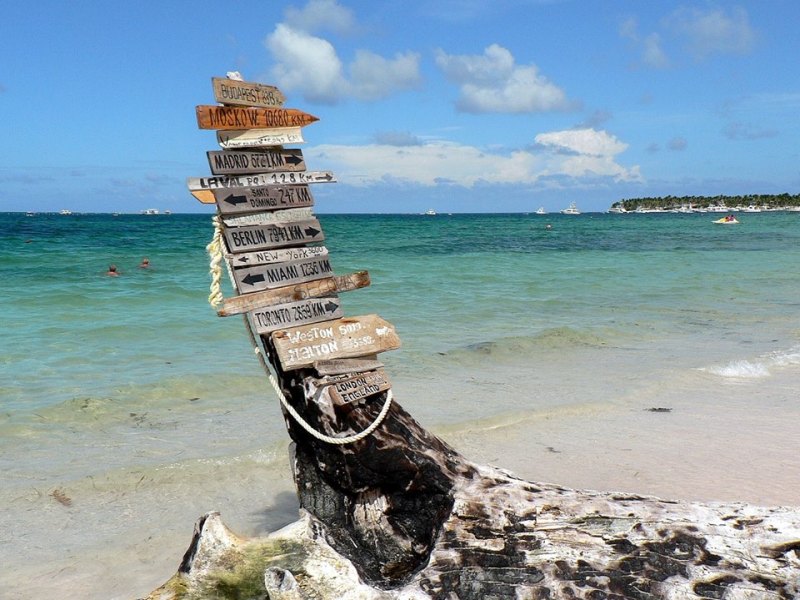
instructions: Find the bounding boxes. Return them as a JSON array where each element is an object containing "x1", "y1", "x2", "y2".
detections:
[
  {"x1": 271, "y1": 314, "x2": 401, "y2": 370},
  {"x1": 222, "y1": 207, "x2": 314, "y2": 228},
  {"x1": 313, "y1": 357, "x2": 383, "y2": 376},
  {"x1": 214, "y1": 185, "x2": 314, "y2": 215},
  {"x1": 217, "y1": 127, "x2": 305, "y2": 149},
  {"x1": 249, "y1": 296, "x2": 343, "y2": 335},
  {"x1": 207, "y1": 149, "x2": 305, "y2": 175},
  {"x1": 196, "y1": 105, "x2": 318, "y2": 130},
  {"x1": 186, "y1": 171, "x2": 335, "y2": 192},
  {"x1": 233, "y1": 256, "x2": 333, "y2": 292},
  {"x1": 211, "y1": 77, "x2": 286, "y2": 108},
  {"x1": 226, "y1": 245, "x2": 329, "y2": 269},
  {"x1": 217, "y1": 271, "x2": 370, "y2": 317},
  {"x1": 223, "y1": 219, "x2": 323, "y2": 253}
]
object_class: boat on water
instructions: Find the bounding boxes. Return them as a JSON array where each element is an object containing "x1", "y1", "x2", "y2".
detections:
[
  {"x1": 713, "y1": 215, "x2": 739, "y2": 224},
  {"x1": 560, "y1": 202, "x2": 580, "y2": 215},
  {"x1": 608, "y1": 205, "x2": 627, "y2": 214},
  {"x1": 141, "y1": 208, "x2": 160, "y2": 215},
  {"x1": 535, "y1": 206, "x2": 547, "y2": 215},
  {"x1": 423, "y1": 209, "x2": 437, "y2": 216}
]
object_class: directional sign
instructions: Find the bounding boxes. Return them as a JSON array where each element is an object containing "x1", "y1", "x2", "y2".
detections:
[
  {"x1": 214, "y1": 185, "x2": 314, "y2": 214},
  {"x1": 327, "y1": 369, "x2": 392, "y2": 406},
  {"x1": 218, "y1": 271, "x2": 370, "y2": 317},
  {"x1": 233, "y1": 257, "x2": 333, "y2": 292},
  {"x1": 196, "y1": 105, "x2": 318, "y2": 130},
  {"x1": 217, "y1": 127, "x2": 305, "y2": 149},
  {"x1": 223, "y1": 219, "x2": 324, "y2": 253},
  {"x1": 187, "y1": 171, "x2": 336, "y2": 192},
  {"x1": 272, "y1": 314, "x2": 401, "y2": 370},
  {"x1": 249, "y1": 297, "x2": 343, "y2": 335},
  {"x1": 222, "y1": 207, "x2": 314, "y2": 228},
  {"x1": 314, "y1": 358, "x2": 384, "y2": 377},
  {"x1": 207, "y1": 149, "x2": 305, "y2": 175},
  {"x1": 212, "y1": 77, "x2": 285, "y2": 108},
  {"x1": 226, "y1": 245, "x2": 329, "y2": 269}
]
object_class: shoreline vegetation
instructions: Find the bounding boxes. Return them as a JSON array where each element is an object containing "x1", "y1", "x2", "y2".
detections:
[{"x1": 611, "y1": 193, "x2": 800, "y2": 213}]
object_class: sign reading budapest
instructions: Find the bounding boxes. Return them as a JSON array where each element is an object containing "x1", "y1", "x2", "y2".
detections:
[
  {"x1": 196, "y1": 105, "x2": 318, "y2": 130},
  {"x1": 211, "y1": 77, "x2": 285, "y2": 108},
  {"x1": 223, "y1": 219, "x2": 324, "y2": 253},
  {"x1": 272, "y1": 314, "x2": 401, "y2": 370},
  {"x1": 207, "y1": 149, "x2": 305, "y2": 175}
]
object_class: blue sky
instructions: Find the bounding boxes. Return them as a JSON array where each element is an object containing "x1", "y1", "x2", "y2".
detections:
[{"x1": 1, "y1": 0, "x2": 798, "y2": 214}]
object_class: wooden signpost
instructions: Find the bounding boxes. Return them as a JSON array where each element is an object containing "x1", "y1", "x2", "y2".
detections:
[
  {"x1": 271, "y1": 314, "x2": 401, "y2": 370},
  {"x1": 212, "y1": 77, "x2": 285, "y2": 108},
  {"x1": 326, "y1": 368, "x2": 392, "y2": 406},
  {"x1": 207, "y1": 149, "x2": 305, "y2": 175},
  {"x1": 214, "y1": 185, "x2": 314, "y2": 214},
  {"x1": 187, "y1": 171, "x2": 336, "y2": 192},
  {"x1": 249, "y1": 297, "x2": 343, "y2": 335},
  {"x1": 222, "y1": 207, "x2": 314, "y2": 228},
  {"x1": 196, "y1": 105, "x2": 318, "y2": 130},
  {"x1": 217, "y1": 271, "x2": 371, "y2": 317},
  {"x1": 232, "y1": 256, "x2": 333, "y2": 292},
  {"x1": 217, "y1": 127, "x2": 305, "y2": 149},
  {"x1": 225, "y1": 245, "x2": 329, "y2": 269},
  {"x1": 223, "y1": 219, "x2": 324, "y2": 253}
]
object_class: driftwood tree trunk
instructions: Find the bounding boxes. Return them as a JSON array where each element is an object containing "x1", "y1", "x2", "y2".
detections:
[
  {"x1": 149, "y1": 74, "x2": 800, "y2": 599},
  {"x1": 145, "y1": 372, "x2": 800, "y2": 600}
]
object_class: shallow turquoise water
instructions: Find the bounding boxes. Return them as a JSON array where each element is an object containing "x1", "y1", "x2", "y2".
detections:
[{"x1": 1, "y1": 210, "x2": 799, "y2": 598}]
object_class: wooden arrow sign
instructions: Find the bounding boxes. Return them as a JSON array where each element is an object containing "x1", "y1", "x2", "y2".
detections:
[
  {"x1": 327, "y1": 368, "x2": 392, "y2": 406},
  {"x1": 187, "y1": 171, "x2": 336, "y2": 192},
  {"x1": 218, "y1": 271, "x2": 370, "y2": 317},
  {"x1": 272, "y1": 314, "x2": 401, "y2": 370},
  {"x1": 217, "y1": 127, "x2": 305, "y2": 149},
  {"x1": 214, "y1": 185, "x2": 314, "y2": 214},
  {"x1": 233, "y1": 257, "x2": 333, "y2": 292},
  {"x1": 223, "y1": 219, "x2": 324, "y2": 253},
  {"x1": 226, "y1": 245, "x2": 328, "y2": 269},
  {"x1": 249, "y1": 296, "x2": 343, "y2": 335},
  {"x1": 196, "y1": 105, "x2": 318, "y2": 130},
  {"x1": 211, "y1": 77, "x2": 286, "y2": 108},
  {"x1": 222, "y1": 207, "x2": 314, "y2": 228},
  {"x1": 207, "y1": 149, "x2": 305, "y2": 175}
]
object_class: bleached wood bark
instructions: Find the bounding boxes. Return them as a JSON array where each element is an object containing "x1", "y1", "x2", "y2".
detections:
[{"x1": 144, "y1": 380, "x2": 800, "y2": 600}]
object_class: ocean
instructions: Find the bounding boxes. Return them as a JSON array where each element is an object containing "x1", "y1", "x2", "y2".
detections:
[{"x1": 2, "y1": 210, "x2": 799, "y2": 599}]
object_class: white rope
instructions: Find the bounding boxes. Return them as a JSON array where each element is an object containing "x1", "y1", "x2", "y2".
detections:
[
  {"x1": 208, "y1": 215, "x2": 390, "y2": 444},
  {"x1": 242, "y1": 318, "x2": 393, "y2": 445},
  {"x1": 205, "y1": 215, "x2": 225, "y2": 308}
]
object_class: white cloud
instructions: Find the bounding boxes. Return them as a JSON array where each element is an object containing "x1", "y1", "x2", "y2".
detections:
[
  {"x1": 266, "y1": 24, "x2": 344, "y2": 104},
  {"x1": 283, "y1": 0, "x2": 355, "y2": 35},
  {"x1": 266, "y1": 17, "x2": 421, "y2": 104},
  {"x1": 305, "y1": 128, "x2": 640, "y2": 187},
  {"x1": 435, "y1": 44, "x2": 573, "y2": 113},
  {"x1": 666, "y1": 6, "x2": 756, "y2": 59},
  {"x1": 349, "y1": 50, "x2": 422, "y2": 101},
  {"x1": 642, "y1": 33, "x2": 669, "y2": 69}
]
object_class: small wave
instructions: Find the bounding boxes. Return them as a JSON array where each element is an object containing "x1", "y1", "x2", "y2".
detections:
[
  {"x1": 446, "y1": 327, "x2": 612, "y2": 360},
  {"x1": 701, "y1": 344, "x2": 800, "y2": 379}
]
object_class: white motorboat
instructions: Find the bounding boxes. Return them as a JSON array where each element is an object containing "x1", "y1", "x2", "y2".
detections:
[{"x1": 560, "y1": 202, "x2": 580, "y2": 215}]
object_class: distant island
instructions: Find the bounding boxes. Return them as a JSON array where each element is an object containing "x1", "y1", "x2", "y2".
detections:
[{"x1": 610, "y1": 193, "x2": 800, "y2": 213}]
